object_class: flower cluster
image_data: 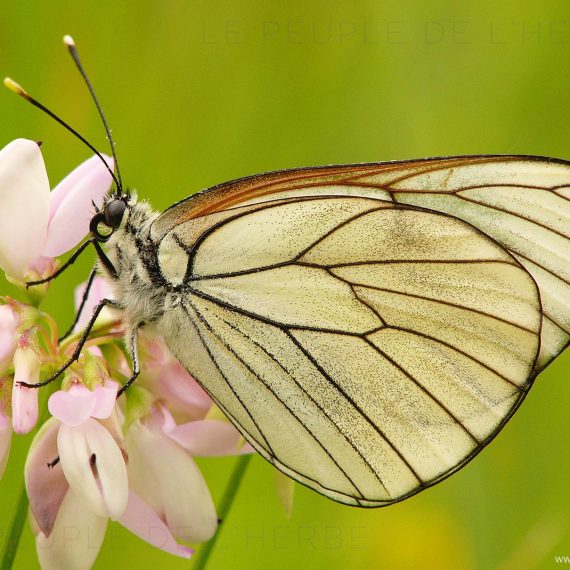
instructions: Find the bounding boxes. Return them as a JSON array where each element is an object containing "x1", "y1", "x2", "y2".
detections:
[{"x1": 0, "y1": 139, "x2": 254, "y2": 569}]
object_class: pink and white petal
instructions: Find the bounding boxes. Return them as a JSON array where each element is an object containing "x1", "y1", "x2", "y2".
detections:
[
  {"x1": 126, "y1": 424, "x2": 169, "y2": 517},
  {"x1": 97, "y1": 408, "x2": 126, "y2": 450},
  {"x1": 0, "y1": 415, "x2": 12, "y2": 479},
  {"x1": 0, "y1": 304, "x2": 18, "y2": 329},
  {"x1": 73, "y1": 277, "x2": 117, "y2": 333},
  {"x1": 91, "y1": 381, "x2": 120, "y2": 419},
  {"x1": 48, "y1": 154, "x2": 112, "y2": 218},
  {"x1": 143, "y1": 338, "x2": 169, "y2": 368},
  {"x1": 48, "y1": 385, "x2": 97, "y2": 427},
  {"x1": 127, "y1": 423, "x2": 217, "y2": 542},
  {"x1": 57, "y1": 419, "x2": 128, "y2": 519},
  {"x1": 168, "y1": 419, "x2": 249, "y2": 457},
  {"x1": 30, "y1": 255, "x2": 56, "y2": 278},
  {"x1": 43, "y1": 154, "x2": 114, "y2": 257},
  {"x1": 74, "y1": 276, "x2": 114, "y2": 313},
  {"x1": 156, "y1": 362, "x2": 211, "y2": 419},
  {"x1": 0, "y1": 139, "x2": 50, "y2": 279},
  {"x1": 25, "y1": 418, "x2": 68, "y2": 536},
  {"x1": 12, "y1": 346, "x2": 40, "y2": 433},
  {"x1": 57, "y1": 422, "x2": 107, "y2": 518},
  {"x1": 11, "y1": 384, "x2": 38, "y2": 434},
  {"x1": 0, "y1": 305, "x2": 19, "y2": 373},
  {"x1": 119, "y1": 491, "x2": 193, "y2": 559},
  {"x1": 0, "y1": 305, "x2": 18, "y2": 368},
  {"x1": 146, "y1": 404, "x2": 177, "y2": 435},
  {"x1": 89, "y1": 420, "x2": 128, "y2": 520},
  {"x1": 36, "y1": 488, "x2": 108, "y2": 570},
  {"x1": 161, "y1": 451, "x2": 217, "y2": 543}
]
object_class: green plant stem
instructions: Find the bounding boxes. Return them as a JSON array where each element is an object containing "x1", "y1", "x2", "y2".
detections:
[
  {"x1": 0, "y1": 486, "x2": 29, "y2": 570},
  {"x1": 192, "y1": 454, "x2": 252, "y2": 570}
]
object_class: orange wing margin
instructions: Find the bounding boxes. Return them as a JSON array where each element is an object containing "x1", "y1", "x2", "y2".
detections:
[{"x1": 151, "y1": 155, "x2": 534, "y2": 239}]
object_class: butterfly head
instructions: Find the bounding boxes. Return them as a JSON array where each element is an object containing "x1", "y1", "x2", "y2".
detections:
[{"x1": 89, "y1": 194, "x2": 131, "y2": 242}]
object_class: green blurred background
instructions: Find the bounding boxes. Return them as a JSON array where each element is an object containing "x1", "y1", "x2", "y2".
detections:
[{"x1": 0, "y1": 1, "x2": 569, "y2": 568}]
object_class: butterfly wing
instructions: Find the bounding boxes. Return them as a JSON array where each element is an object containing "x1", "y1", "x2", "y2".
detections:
[
  {"x1": 359, "y1": 157, "x2": 570, "y2": 372},
  {"x1": 154, "y1": 185, "x2": 545, "y2": 505},
  {"x1": 153, "y1": 155, "x2": 570, "y2": 372}
]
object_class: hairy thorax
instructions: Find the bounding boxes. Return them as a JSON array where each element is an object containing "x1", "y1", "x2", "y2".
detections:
[{"x1": 100, "y1": 198, "x2": 166, "y2": 328}]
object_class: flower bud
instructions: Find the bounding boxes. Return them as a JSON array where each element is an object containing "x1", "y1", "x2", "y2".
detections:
[{"x1": 12, "y1": 344, "x2": 40, "y2": 434}]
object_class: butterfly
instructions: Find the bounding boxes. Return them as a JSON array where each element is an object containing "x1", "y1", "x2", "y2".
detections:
[
  {"x1": 9, "y1": 37, "x2": 570, "y2": 508},
  {"x1": 94, "y1": 155, "x2": 568, "y2": 507}
]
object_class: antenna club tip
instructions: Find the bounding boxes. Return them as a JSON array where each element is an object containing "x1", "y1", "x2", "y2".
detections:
[
  {"x1": 63, "y1": 34, "x2": 76, "y2": 47},
  {"x1": 3, "y1": 77, "x2": 27, "y2": 96}
]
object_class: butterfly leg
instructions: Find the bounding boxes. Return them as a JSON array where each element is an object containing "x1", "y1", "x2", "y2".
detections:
[
  {"x1": 117, "y1": 326, "x2": 140, "y2": 397},
  {"x1": 17, "y1": 297, "x2": 122, "y2": 388},
  {"x1": 25, "y1": 236, "x2": 117, "y2": 288},
  {"x1": 58, "y1": 267, "x2": 97, "y2": 342},
  {"x1": 25, "y1": 238, "x2": 95, "y2": 287}
]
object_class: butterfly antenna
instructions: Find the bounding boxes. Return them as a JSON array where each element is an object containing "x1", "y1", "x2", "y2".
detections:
[
  {"x1": 63, "y1": 35, "x2": 123, "y2": 195},
  {"x1": 3, "y1": 77, "x2": 120, "y2": 190}
]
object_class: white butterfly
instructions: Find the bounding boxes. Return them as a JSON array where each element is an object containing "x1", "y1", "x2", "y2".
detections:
[
  {"x1": 11, "y1": 37, "x2": 569, "y2": 508},
  {"x1": 90, "y1": 154, "x2": 568, "y2": 507}
]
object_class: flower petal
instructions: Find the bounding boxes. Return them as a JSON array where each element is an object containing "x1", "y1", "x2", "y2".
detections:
[
  {"x1": 155, "y1": 361, "x2": 211, "y2": 419},
  {"x1": 48, "y1": 385, "x2": 97, "y2": 427},
  {"x1": 0, "y1": 139, "x2": 50, "y2": 279},
  {"x1": 0, "y1": 414, "x2": 12, "y2": 479},
  {"x1": 91, "y1": 381, "x2": 119, "y2": 419},
  {"x1": 25, "y1": 418, "x2": 68, "y2": 536},
  {"x1": 48, "y1": 154, "x2": 111, "y2": 218},
  {"x1": 119, "y1": 491, "x2": 193, "y2": 559},
  {"x1": 36, "y1": 488, "x2": 107, "y2": 570},
  {"x1": 58, "y1": 418, "x2": 128, "y2": 519},
  {"x1": 127, "y1": 422, "x2": 217, "y2": 542},
  {"x1": 146, "y1": 404, "x2": 177, "y2": 435},
  {"x1": 43, "y1": 154, "x2": 114, "y2": 257},
  {"x1": 12, "y1": 346, "x2": 40, "y2": 434},
  {"x1": 0, "y1": 304, "x2": 18, "y2": 369},
  {"x1": 168, "y1": 419, "x2": 249, "y2": 457},
  {"x1": 73, "y1": 277, "x2": 115, "y2": 332},
  {"x1": 11, "y1": 384, "x2": 38, "y2": 434}
]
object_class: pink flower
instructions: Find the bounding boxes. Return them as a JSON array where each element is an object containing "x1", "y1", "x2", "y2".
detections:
[
  {"x1": 145, "y1": 339, "x2": 253, "y2": 456},
  {"x1": 26, "y1": 396, "x2": 205, "y2": 564},
  {"x1": 0, "y1": 304, "x2": 18, "y2": 371},
  {"x1": 147, "y1": 340, "x2": 212, "y2": 420},
  {"x1": 25, "y1": 419, "x2": 68, "y2": 538},
  {"x1": 36, "y1": 488, "x2": 108, "y2": 570},
  {"x1": 163, "y1": 403, "x2": 253, "y2": 457},
  {"x1": 0, "y1": 412, "x2": 12, "y2": 479},
  {"x1": 124, "y1": 406, "x2": 217, "y2": 547},
  {"x1": 26, "y1": 418, "x2": 108, "y2": 570},
  {"x1": 0, "y1": 138, "x2": 113, "y2": 281},
  {"x1": 120, "y1": 491, "x2": 193, "y2": 559},
  {"x1": 73, "y1": 276, "x2": 116, "y2": 333},
  {"x1": 26, "y1": 381, "x2": 127, "y2": 569},
  {"x1": 11, "y1": 343, "x2": 40, "y2": 434},
  {"x1": 47, "y1": 381, "x2": 128, "y2": 519}
]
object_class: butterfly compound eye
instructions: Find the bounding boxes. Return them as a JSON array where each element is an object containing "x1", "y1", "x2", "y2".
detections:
[{"x1": 104, "y1": 199, "x2": 126, "y2": 229}]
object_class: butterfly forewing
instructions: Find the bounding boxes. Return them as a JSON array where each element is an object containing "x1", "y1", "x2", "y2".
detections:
[
  {"x1": 153, "y1": 174, "x2": 549, "y2": 505},
  {"x1": 153, "y1": 155, "x2": 569, "y2": 373}
]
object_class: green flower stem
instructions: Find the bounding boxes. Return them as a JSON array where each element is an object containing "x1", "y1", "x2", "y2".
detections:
[
  {"x1": 0, "y1": 485, "x2": 29, "y2": 570},
  {"x1": 192, "y1": 454, "x2": 252, "y2": 570}
]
